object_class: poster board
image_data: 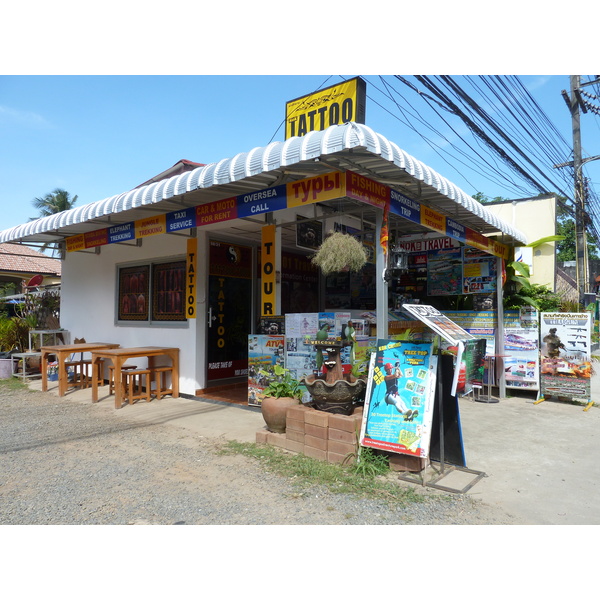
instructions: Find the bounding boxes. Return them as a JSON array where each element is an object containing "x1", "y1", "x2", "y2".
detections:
[
  {"x1": 459, "y1": 338, "x2": 487, "y2": 396},
  {"x1": 540, "y1": 312, "x2": 592, "y2": 402},
  {"x1": 443, "y1": 310, "x2": 496, "y2": 356},
  {"x1": 402, "y1": 304, "x2": 474, "y2": 345},
  {"x1": 462, "y1": 247, "x2": 497, "y2": 294},
  {"x1": 503, "y1": 309, "x2": 540, "y2": 391},
  {"x1": 283, "y1": 312, "x2": 353, "y2": 381},
  {"x1": 359, "y1": 339, "x2": 437, "y2": 458},
  {"x1": 428, "y1": 354, "x2": 467, "y2": 468},
  {"x1": 427, "y1": 247, "x2": 463, "y2": 296},
  {"x1": 247, "y1": 335, "x2": 285, "y2": 406},
  {"x1": 402, "y1": 304, "x2": 475, "y2": 396}
]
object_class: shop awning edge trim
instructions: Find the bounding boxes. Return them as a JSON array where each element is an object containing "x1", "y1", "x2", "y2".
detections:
[{"x1": 0, "y1": 122, "x2": 528, "y2": 245}]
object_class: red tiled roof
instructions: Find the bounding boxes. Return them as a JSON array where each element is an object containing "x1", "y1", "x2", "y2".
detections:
[
  {"x1": 134, "y1": 159, "x2": 206, "y2": 189},
  {"x1": 0, "y1": 243, "x2": 61, "y2": 276}
]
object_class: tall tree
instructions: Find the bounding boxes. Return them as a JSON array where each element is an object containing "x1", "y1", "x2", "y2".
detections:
[
  {"x1": 31, "y1": 188, "x2": 78, "y2": 219},
  {"x1": 30, "y1": 188, "x2": 78, "y2": 256},
  {"x1": 556, "y1": 218, "x2": 599, "y2": 261}
]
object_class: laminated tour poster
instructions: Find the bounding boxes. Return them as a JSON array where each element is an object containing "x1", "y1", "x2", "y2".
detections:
[
  {"x1": 503, "y1": 309, "x2": 540, "y2": 392},
  {"x1": 359, "y1": 339, "x2": 437, "y2": 458},
  {"x1": 247, "y1": 335, "x2": 285, "y2": 406},
  {"x1": 401, "y1": 303, "x2": 475, "y2": 395},
  {"x1": 427, "y1": 247, "x2": 463, "y2": 296},
  {"x1": 540, "y1": 312, "x2": 592, "y2": 403}
]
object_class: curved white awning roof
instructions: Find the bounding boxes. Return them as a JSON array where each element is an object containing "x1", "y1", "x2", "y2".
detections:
[{"x1": 0, "y1": 122, "x2": 528, "y2": 246}]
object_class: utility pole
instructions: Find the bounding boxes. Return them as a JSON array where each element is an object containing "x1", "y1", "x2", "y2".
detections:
[
  {"x1": 559, "y1": 76, "x2": 600, "y2": 305},
  {"x1": 566, "y1": 76, "x2": 587, "y2": 305}
]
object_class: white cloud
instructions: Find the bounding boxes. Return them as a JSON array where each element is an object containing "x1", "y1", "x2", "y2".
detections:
[{"x1": 0, "y1": 105, "x2": 52, "y2": 128}]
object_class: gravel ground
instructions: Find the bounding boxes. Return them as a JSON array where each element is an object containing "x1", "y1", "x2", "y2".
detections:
[{"x1": 0, "y1": 383, "x2": 516, "y2": 525}]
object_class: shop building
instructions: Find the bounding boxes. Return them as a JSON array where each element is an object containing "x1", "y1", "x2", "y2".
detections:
[{"x1": 0, "y1": 122, "x2": 528, "y2": 398}]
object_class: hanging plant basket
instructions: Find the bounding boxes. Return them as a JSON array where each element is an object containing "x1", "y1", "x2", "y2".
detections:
[{"x1": 311, "y1": 232, "x2": 368, "y2": 276}]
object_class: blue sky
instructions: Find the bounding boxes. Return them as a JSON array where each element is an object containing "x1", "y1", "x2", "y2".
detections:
[
  {"x1": 2, "y1": 3, "x2": 599, "y2": 233},
  {"x1": 2, "y1": 74, "x2": 598, "y2": 232}
]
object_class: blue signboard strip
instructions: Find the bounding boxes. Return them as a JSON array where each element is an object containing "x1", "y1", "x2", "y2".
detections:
[
  {"x1": 166, "y1": 207, "x2": 196, "y2": 232},
  {"x1": 236, "y1": 184, "x2": 288, "y2": 218},
  {"x1": 389, "y1": 188, "x2": 420, "y2": 224},
  {"x1": 445, "y1": 217, "x2": 466, "y2": 243},
  {"x1": 108, "y1": 222, "x2": 135, "y2": 243}
]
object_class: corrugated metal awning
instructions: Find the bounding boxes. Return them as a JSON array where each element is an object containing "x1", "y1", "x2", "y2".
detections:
[{"x1": 0, "y1": 122, "x2": 528, "y2": 246}]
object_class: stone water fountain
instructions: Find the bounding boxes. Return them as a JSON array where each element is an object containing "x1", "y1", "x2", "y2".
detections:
[{"x1": 301, "y1": 339, "x2": 366, "y2": 415}]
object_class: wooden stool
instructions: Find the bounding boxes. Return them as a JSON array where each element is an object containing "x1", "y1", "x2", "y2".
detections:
[
  {"x1": 65, "y1": 358, "x2": 90, "y2": 389},
  {"x1": 122, "y1": 369, "x2": 152, "y2": 404},
  {"x1": 66, "y1": 358, "x2": 104, "y2": 390},
  {"x1": 153, "y1": 366, "x2": 173, "y2": 400},
  {"x1": 108, "y1": 364, "x2": 137, "y2": 395}
]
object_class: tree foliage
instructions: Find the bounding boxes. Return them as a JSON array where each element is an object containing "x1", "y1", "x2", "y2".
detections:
[
  {"x1": 30, "y1": 188, "x2": 78, "y2": 255},
  {"x1": 503, "y1": 260, "x2": 562, "y2": 311},
  {"x1": 472, "y1": 192, "x2": 511, "y2": 204},
  {"x1": 31, "y1": 188, "x2": 78, "y2": 219},
  {"x1": 556, "y1": 218, "x2": 599, "y2": 261}
]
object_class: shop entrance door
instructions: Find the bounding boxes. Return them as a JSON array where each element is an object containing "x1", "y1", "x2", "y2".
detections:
[{"x1": 206, "y1": 239, "x2": 253, "y2": 383}]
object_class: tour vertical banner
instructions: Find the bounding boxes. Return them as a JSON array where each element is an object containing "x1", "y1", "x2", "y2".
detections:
[
  {"x1": 186, "y1": 238, "x2": 197, "y2": 319},
  {"x1": 261, "y1": 224, "x2": 277, "y2": 317}
]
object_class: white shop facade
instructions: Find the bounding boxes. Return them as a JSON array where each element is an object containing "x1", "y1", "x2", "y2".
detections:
[{"x1": 0, "y1": 122, "x2": 528, "y2": 398}]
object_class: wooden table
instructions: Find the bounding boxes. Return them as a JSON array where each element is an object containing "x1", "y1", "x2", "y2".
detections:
[
  {"x1": 41, "y1": 343, "x2": 120, "y2": 397},
  {"x1": 90, "y1": 346, "x2": 179, "y2": 409}
]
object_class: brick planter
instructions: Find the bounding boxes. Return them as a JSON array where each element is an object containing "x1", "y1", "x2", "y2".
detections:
[{"x1": 256, "y1": 404, "x2": 364, "y2": 465}]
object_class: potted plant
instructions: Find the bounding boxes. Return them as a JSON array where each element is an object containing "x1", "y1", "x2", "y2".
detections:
[
  {"x1": 311, "y1": 231, "x2": 368, "y2": 275},
  {"x1": 258, "y1": 364, "x2": 303, "y2": 433},
  {"x1": 0, "y1": 315, "x2": 30, "y2": 379}
]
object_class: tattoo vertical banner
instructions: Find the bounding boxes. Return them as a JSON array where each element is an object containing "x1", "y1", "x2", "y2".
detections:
[{"x1": 186, "y1": 238, "x2": 197, "y2": 319}]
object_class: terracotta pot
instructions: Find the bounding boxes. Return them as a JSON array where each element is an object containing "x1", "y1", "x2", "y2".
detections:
[{"x1": 261, "y1": 395, "x2": 299, "y2": 433}]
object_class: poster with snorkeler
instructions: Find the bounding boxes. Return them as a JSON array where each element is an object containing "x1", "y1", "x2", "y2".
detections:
[
  {"x1": 539, "y1": 312, "x2": 592, "y2": 403},
  {"x1": 359, "y1": 339, "x2": 438, "y2": 458}
]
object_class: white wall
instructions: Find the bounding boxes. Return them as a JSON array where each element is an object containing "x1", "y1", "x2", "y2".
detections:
[
  {"x1": 486, "y1": 196, "x2": 557, "y2": 289},
  {"x1": 60, "y1": 233, "x2": 201, "y2": 396}
]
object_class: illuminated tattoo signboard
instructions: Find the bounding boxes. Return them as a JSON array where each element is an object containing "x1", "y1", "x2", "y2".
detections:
[{"x1": 284, "y1": 77, "x2": 367, "y2": 139}]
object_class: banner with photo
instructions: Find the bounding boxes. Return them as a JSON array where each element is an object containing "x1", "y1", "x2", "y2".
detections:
[
  {"x1": 462, "y1": 247, "x2": 497, "y2": 294},
  {"x1": 540, "y1": 312, "x2": 592, "y2": 402},
  {"x1": 443, "y1": 310, "x2": 496, "y2": 355},
  {"x1": 402, "y1": 304, "x2": 474, "y2": 395},
  {"x1": 503, "y1": 309, "x2": 540, "y2": 391},
  {"x1": 247, "y1": 335, "x2": 285, "y2": 406},
  {"x1": 360, "y1": 339, "x2": 437, "y2": 458},
  {"x1": 426, "y1": 247, "x2": 463, "y2": 296},
  {"x1": 457, "y1": 338, "x2": 487, "y2": 396}
]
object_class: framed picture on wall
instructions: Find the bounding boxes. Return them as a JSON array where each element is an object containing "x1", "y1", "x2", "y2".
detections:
[
  {"x1": 296, "y1": 217, "x2": 322, "y2": 251},
  {"x1": 118, "y1": 265, "x2": 150, "y2": 321},
  {"x1": 152, "y1": 261, "x2": 186, "y2": 321}
]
